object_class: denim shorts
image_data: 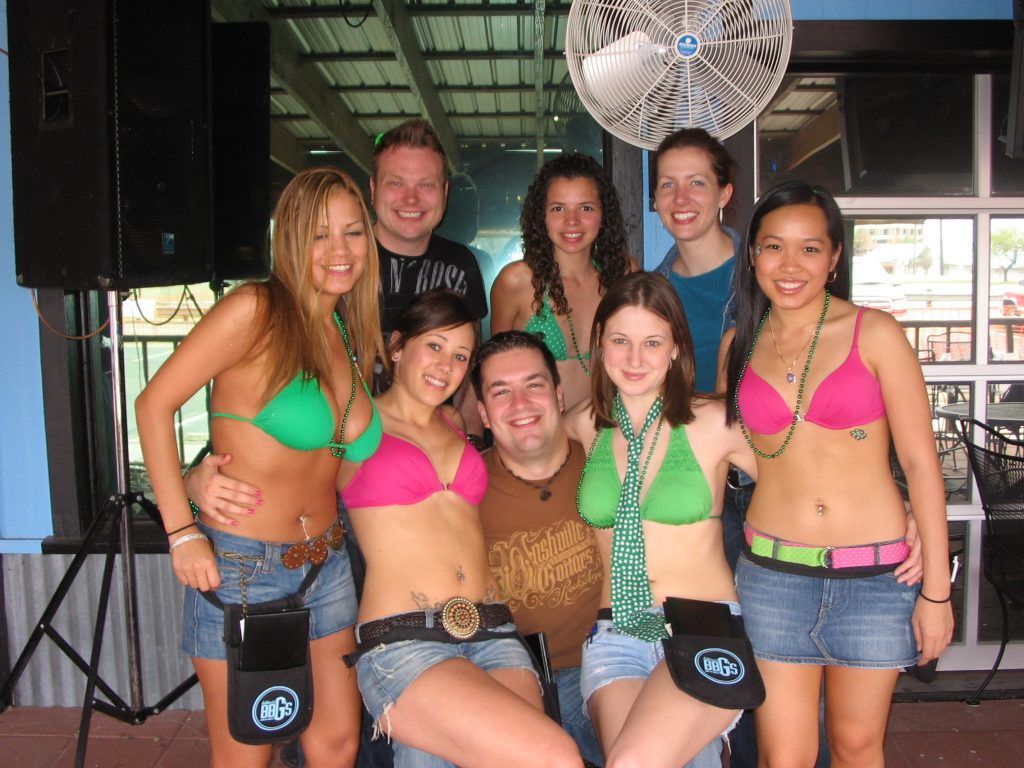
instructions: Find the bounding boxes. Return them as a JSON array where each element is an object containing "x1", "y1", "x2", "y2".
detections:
[
  {"x1": 181, "y1": 520, "x2": 358, "y2": 659},
  {"x1": 735, "y1": 553, "x2": 919, "y2": 668},
  {"x1": 354, "y1": 621, "x2": 537, "y2": 733},
  {"x1": 579, "y1": 605, "x2": 741, "y2": 768}
]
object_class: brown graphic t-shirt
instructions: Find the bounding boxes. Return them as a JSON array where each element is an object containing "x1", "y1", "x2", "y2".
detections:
[{"x1": 481, "y1": 440, "x2": 603, "y2": 670}]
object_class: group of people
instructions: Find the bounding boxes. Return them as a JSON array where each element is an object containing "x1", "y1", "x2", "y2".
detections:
[{"x1": 136, "y1": 118, "x2": 954, "y2": 768}]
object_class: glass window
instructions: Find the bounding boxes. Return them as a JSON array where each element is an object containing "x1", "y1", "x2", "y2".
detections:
[
  {"x1": 892, "y1": 383, "x2": 972, "y2": 506},
  {"x1": 948, "y1": 520, "x2": 967, "y2": 645},
  {"x1": 989, "y1": 218, "x2": 1024, "y2": 362},
  {"x1": 759, "y1": 74, "x2": 974, "y2": 196},
  {"x1": 124, "y1": 283, "x2": 220, "y2": 495},
  {"x1": 847, "y1": 217, "x2": 974, "y2": 362},
  {"x1": 990, "y1": 75, "x2": 1024, "y2": 196}
]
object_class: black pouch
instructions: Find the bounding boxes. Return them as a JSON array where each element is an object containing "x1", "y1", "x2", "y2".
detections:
[
  {"x1": 660, "y1": 597, "x2": 765, "y2": 711},
  {"x1": 222, "y1": 598, "x2": 313, "y2": 744},
  {"x1": 201, "y1": 560, "x2": 322, "y2": 746}
]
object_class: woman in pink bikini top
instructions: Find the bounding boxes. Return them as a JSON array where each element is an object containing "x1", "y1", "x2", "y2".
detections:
[
  {"x1": 721, "y1": 181, "x2": 953, "y2": 767},
  {"x1": 340, "y1": 290, "x2": 583, "y2": 767}
]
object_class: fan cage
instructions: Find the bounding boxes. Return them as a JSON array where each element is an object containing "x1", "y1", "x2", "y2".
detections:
[{"x1": 565, "y1": 0, "x2": 794, "y2": 149}]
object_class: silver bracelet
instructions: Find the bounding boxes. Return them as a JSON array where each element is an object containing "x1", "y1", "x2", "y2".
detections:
[{"x1": 169, "y1": 532, "x2": 209, "y2": 551}]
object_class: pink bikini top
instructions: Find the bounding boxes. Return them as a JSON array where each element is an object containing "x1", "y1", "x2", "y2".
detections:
[
  {"x1": 340, "y1": 411, "x2": 487, "y2": 508},
  {"x1": 737, "y1": 308, "x2": 886, "y2": 435}
]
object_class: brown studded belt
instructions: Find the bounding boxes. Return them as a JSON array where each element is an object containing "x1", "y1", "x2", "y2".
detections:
[{"x1": 281, "y1": 519, "x2": 344, "y2": 569}]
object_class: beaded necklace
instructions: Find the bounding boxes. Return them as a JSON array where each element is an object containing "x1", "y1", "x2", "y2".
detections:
[
  {"x1": 330, "y1": 311, "x2": 359, "y2": 458},
  {"x1": 564, "y1": 309, "x2": 592, "y2": 376},
  {"x1": 734, "y1": 291, "x2": 830, "y2": 460}
]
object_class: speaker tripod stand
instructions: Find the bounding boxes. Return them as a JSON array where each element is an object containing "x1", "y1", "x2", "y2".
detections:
[{"x1": 0, "y1": 291, "x2": 198, "y2": 767}]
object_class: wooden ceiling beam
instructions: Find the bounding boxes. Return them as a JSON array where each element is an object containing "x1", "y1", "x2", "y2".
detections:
[
  {"x1": 371, "y1": 0, "x2": 461, "y2": 169},
  {"x1": 212, "y1": 0, "x2": 374, "y2": 173}
]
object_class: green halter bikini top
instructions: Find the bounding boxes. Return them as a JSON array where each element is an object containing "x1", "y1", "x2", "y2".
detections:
[
  {"x1": 523, "y1": 288, "x2": 591, "y2": 363},
  {"x1": 211, "y1": 314, "x2": 382, "y2": 461},
  {"x1": 577, "y1": 424, "x2": 717, "y2": 528}
]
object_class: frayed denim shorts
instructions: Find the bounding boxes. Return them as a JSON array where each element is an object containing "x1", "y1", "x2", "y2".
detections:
[
  {"x1": 735, "y1": 553, "x2": 919, "y2": 668},
  {"x1": 579, "y1": 605, "x2": 741, "y2": 768},
  {"x1": 181, "y1": 520, "x2": 358, "y2": 660},
  {"x1": 353, "y1": 620, "x2": 536, "y2": 729}
]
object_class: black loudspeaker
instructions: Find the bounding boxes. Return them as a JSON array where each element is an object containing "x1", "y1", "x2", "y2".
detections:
[
  {"x1": 9, "y1": 0, "x2": 213, "y2": 289},
  {"x1": 211, "y1": 22, "x2": 271, "y2": 282}
]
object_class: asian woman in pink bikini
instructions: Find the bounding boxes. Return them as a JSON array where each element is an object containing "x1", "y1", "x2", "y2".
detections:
[
  {"x1": 721, "y1": 180, "x2": 954, "y2": 767},
  {"x1": 340, "y1": 290, "x2": 582, "y2": 768}
]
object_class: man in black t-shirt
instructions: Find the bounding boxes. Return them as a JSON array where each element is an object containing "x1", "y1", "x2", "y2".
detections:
[{"x1": 369, "y1": 120, "x2": 488, "y2": 337}]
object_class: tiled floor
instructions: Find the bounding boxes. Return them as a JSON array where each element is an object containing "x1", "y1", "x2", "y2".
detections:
[
  {"x1": 2, "y1": 640, "x2": 1014, "y2": 764},
  {"x1": 1, "y1": 696, "x2": 1024, "y2": 767}
]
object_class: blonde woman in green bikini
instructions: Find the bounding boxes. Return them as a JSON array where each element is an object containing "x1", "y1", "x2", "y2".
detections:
[
  {"x1": 136, "y1": 168, "x2": 385, "y2": 768},
  {"x1": 491, "y1": 153, "x2": 637, "y2": 409}
]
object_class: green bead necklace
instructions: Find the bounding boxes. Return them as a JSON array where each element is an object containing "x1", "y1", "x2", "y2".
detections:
[
  {"x1": 330, "y1": 311, "x2": 359, "y2": 459},
  {"x1": 734, "y1": 291, "x2": 830, "y2": 460},
  {"x1": 565, "y1": 309, "x2": 592, "y2": 376}
]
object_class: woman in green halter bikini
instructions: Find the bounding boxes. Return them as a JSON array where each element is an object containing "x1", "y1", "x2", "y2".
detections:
[
  {"x1": 136, "y1": 168, "x2": 386, "y2": 768},
  {"x1": 566, "y1": 272, "x2": 759, "y2": 767},
  {"x1": 490, "y1": 153, "x2": 638, "y2": 409}
]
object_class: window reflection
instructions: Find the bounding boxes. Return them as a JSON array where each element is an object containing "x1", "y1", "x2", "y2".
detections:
[
  {"x1": 848, "y1": 217, "x2": 974, "y2": 362},
  {"x1": 759, "y1": 74, "x2": 973, "y2": 195},
  {"x1": 989, "y1": 218, "x2": 1024, "y2": 362}
]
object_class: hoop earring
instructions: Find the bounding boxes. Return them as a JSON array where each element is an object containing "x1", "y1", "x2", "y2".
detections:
[{"x1": 828, "y1": 270, "x2": 838, "y2": 284}]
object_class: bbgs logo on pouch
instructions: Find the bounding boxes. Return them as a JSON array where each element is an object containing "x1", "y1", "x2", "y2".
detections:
[
  {"x1": 252, "y1": 686, "x2": 300, "y2": 731},
  {"x1": 694, "y1": 648, "x2": 745, "y2": 685}
]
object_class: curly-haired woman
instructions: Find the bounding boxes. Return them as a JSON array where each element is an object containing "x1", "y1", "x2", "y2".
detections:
[{"x1": 491, "y1": 152, "x2": 637, "y2": 409}]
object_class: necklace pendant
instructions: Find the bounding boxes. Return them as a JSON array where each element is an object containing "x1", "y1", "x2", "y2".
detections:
[
  {"x1": 539, "y1": 488, "x2": 552, "y2": 501},
  {"x1": 785, "y1": 370, "x2": 796, "y2": 384}
]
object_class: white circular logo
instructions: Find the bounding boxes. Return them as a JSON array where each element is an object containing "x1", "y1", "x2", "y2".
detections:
[
  {"x1": 252, "y1": 685, "x2": 300, "y2": 731},
  {"x1": 694, "y1": 648, "x2": 745, "y2": 685},
  {"x1": 676, "y1": 33, "x2": 701, "y2": 59}
]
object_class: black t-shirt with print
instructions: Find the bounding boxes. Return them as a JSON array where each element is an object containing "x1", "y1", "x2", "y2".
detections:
[{"x1": 378, "y1": 233, "x2": 488, "y2": 335}]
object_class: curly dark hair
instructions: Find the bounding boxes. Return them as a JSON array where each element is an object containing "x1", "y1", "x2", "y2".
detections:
[{"x1": 519, "y1": 153, "x2": 630, "y2": 318}]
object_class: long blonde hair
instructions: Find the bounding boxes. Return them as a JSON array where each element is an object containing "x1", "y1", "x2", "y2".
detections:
[{"x1": 253, "y1": 167, "x2": 383, "y2": 402}]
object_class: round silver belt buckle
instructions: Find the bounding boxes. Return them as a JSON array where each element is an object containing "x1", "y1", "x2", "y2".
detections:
[{"x1": 440, "y1": 597, "x2": 480, "y2": 640}]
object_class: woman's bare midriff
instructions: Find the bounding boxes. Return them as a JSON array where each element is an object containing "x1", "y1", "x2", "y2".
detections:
[{"x1": 350, "y1": 493, "x2": 499, "y2": 622}]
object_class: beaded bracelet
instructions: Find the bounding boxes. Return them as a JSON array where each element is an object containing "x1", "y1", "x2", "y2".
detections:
[
  {"x1": 165, "y1": 521, "x2": 197, "y2": 538},
  {"x1": 918, "y1": 591, "x2": 952, "y2": 604},
  {"x1": 169, "y1": 532, "x2": 208, "y2": 551}
]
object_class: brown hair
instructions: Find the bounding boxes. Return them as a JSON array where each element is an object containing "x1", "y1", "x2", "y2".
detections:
[
  {"x1": 470, "y1": 330, "x2": 560, "y2": 400},
  {"x1": 252, "y1": 167, "x2": 384, "y2": 403},
  {"x1": 519, "y1": 152, "x2": 630, "y2": 318},
  {"x1": 652, "y1": 127, "x2": 735, "y2": 190},
  {"x1": 590, "y1": 272, "x2": 696, "y2": 429},
  {"x1": 372, "y1": 118, "x2": 449, "y2": 180},
  {"x1": 388, "y1": 289, "x2": 478, "y2": 357}
]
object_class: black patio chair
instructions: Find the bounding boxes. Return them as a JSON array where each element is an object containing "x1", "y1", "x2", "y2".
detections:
[{"x1": 956, "y1": 418, "x2": 1024, "y2": 704}]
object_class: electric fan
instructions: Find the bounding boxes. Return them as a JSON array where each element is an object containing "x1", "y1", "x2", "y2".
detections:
[{"x1": 565, "y1": 0, "x2": 793, "y2": 148}]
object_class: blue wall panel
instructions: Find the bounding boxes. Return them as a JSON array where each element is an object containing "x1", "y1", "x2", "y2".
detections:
[{"x1": 0, "y1": 5, "x2": 52, "y2": 551}]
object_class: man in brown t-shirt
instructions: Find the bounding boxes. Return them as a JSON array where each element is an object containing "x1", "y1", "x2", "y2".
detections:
[{"x1": 471, "y1": 331, "x2": 604, "y2": 766}]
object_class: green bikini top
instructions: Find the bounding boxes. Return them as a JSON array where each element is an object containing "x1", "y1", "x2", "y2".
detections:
[
  {"x1": 523, "y1": 288, "x2": 591, "y2": 363},
  {"x1": 577, "y1": 424, "x2": 716, "y2": 528},
  {"x1": 211, "y1": 314, "x2": 382, "y2": 462}
]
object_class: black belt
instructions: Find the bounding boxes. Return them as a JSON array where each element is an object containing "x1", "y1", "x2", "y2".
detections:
[{"x1": 357, "y1": 599, "x2": 514, "y2": 646}]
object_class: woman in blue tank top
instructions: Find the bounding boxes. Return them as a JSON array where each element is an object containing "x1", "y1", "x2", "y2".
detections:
[
  {"x1": 136, "y1": 168, "x2": 386, "y2": 767},
  {"x1": 650, "y1": 128, "x2": 741, "y2": 394}
]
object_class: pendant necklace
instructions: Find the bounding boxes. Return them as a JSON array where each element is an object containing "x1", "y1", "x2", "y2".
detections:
[
  {"x1": 498, "y1": 446, "x2": 572, "y2": 502},
  {"x1": 768, "y1": 310, "x2": 815, "y2": 385}
]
